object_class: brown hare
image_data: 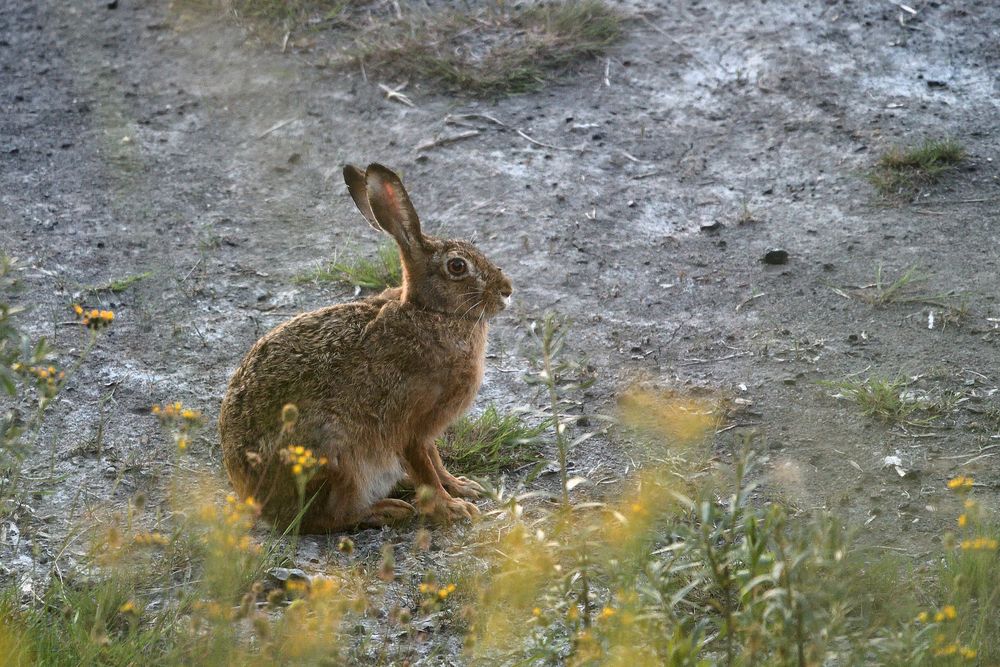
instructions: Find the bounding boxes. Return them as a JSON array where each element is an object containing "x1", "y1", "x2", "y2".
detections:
[{"x1": 219, "y1": 163, "x2": 512, "y2": 533}]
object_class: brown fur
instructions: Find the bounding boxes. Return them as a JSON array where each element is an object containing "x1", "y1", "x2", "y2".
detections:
[{"x1": 219, "y1": 164, "x2": 512, "y2": 532}]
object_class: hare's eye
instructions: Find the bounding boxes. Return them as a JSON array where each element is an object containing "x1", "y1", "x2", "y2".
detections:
[{"x1": 446, "y1": 257, "x2": 468, "y2": 276}]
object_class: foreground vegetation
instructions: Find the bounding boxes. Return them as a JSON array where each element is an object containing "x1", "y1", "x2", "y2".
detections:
[{"x1": 1, "y1": 261, "x2": 998, "y2": 665}]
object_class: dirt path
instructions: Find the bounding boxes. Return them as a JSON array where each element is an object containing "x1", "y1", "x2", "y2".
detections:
[{"x1": 2, "y1": 0, "x2": 999, "y2": 610}]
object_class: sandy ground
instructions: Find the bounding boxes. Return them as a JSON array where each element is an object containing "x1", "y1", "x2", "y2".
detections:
[{"x1": 2, "y1": 0, "x2": 999, "y2": 656}]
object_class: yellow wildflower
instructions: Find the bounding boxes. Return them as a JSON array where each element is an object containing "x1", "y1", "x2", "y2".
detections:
[
  {"x1": 933, "y1": 643, "x2": 959, "y2": 657},
  {"x1": 958, "y1": 514, "x2": 967, "y2": 527},
  {"x1": 916, "y1": 611, "x2": 929, "y2": 623},
  {"x1": 600, "y1": 606, "x2": 616, "y2": 620},
  {"x1": 947, "y1": 476, "x2": 974, "y2": 491}
]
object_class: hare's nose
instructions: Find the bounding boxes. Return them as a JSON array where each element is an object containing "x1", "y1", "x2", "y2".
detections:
[{"x1": 500, "y1": 283, "x2": 513, "y2": 298}]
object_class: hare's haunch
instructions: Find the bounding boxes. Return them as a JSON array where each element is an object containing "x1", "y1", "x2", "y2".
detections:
[{"x1": 219, "y1": 163, "x2": 512, "y2": 532}]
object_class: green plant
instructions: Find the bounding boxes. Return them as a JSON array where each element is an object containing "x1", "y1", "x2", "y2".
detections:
[
  {"x1": 869, "y1": 139, "x2": 965, "y2": 198},
  {"x1": 821, "y1": 374, "x2": 929, "y2": 424},
  {"x1": 94, "y1": 271, "x2": 154, "y2": 294},
  {"x1": 438, "y1": 405, "x2": 547, "y2": 477},
  {"x1": 525, "y1": 313, "x2": 596, "y2": 507},
  {"x1": 295, "y1": 244, "x2": 402, "y2": 290}
]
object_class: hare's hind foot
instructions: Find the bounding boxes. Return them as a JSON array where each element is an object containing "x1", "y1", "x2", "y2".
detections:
[
  {"x1": 297, "y1": 499, "x2": 414, "y2": 533},
  {"x1": 362, "y1": 498, "x2": 416, "y2": 527}
]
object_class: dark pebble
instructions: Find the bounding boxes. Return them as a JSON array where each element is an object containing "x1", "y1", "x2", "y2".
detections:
[{"x1": 762, "y1": 248, "x2": 789, "y2": 264}]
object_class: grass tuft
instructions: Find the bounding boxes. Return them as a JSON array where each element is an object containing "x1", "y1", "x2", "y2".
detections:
[
  {"x1": 837, "y1": 264, "x2": 969, "y2": 323},
  {"x1": 294, "y1": 244, "x2": 402, "y2": 290},
  {"x1": 355, "y1": 1, "x2": 624, "y2": 97},
  {"x1": 172, "y1": 0, "x2": 358, "y2": 40},
  {"x1": 868, "y1": 138, "x2": 966, "y2": 198},
  {"x1": 820, "y1": 374, "x2": 957, "y2": 425},
  {"x1": 438, "y1": 405, "x2": 547, "y2": 477},
  {"x1": 89, "y1": 271, "x2": 154, "y2": 294}
]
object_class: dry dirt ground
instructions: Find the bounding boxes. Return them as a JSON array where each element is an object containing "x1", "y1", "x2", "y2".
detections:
[{"x1": 2, "y1": 0, "x2": 999, "y2": 656}]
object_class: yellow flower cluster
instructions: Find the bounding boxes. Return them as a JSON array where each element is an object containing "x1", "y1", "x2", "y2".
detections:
[
  {"x1": 917, "y1": 604, "x2": 955, "y2": 624},
  {"x1": 933, "y1": 644, "x2": 977, "y2": 659},
  {"x1": 152, "y1": 402, "x2": 202, "y2": 424},
  {"x1": 133, "y1": 532, "x2": 169, "y2": 547},
  {"x1": 959, "y1": 537, "x2": 998, "y2": 551},
  {"x1": 418, "y1": 581, "x2": 457, "y2": 601},
  {"x1": 280, "y1": 445, "x2": 327, "y2": 477},
  {"x1": 153, "y1": 401, "x2": 204, "y2": 451},
  {"x1": 192, "y1": 600, "x2": 233, "y2": 623},
  {"x1": 192, "y1": 494, "x2": 262, "y2": 562},
  {"x1": 946, "y1": 475, "x2": 974, "y2": 491},
  {"x1": 915, "y1": 605, "x2": 976, "y2": 659},
  {"x1": 224, "y1": 493, "x2": 261, "y2": 522},
  {"x1": 73, "y1": 303, "x2": 114, "y2": 330},
  {"x1": 11, "y1": 363, "x2": 65, "y2": 396}
]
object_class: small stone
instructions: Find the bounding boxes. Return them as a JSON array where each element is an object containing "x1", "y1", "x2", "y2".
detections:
[
  {"x1": 700, "y1": 220, "x2": 723, "y2": 233},
  {"x1": 762, "y1": 248, "x2": 789, "y2": 265},
  {"x1": 267, "y1": 567, "x2": 308, "y2": 585}
]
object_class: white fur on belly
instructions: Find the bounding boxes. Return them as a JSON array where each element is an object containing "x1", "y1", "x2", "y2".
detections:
[{"x1": 357, "y1": 456, "x2": 406, "y2": 509}]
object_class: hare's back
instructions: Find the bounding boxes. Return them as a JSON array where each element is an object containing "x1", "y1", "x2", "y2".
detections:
[{"x1": 223, "y1": 301, "x2": 380, "y2": 419}]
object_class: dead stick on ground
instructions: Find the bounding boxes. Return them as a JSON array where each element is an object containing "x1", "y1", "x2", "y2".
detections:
[
  {"x1": 515, "y1": 129, "x2": 580, "y2": 152},
  {"x1": 638, "y1": 15, "x2": 711, "y2": 68},
  {"x1": 716, "y1": 422, "x2": 760, "y2": 434},
  {"x1": 735, "y1": 292, "x2": 766, "y2": 312},
  {"x1": 937, "y1": 444, "x2": 1000, "y2": 460},
  {"x1": 415, "y1": 130, "x2": 481, "y2": 152},
  {"x1": 258, "y1": 118, "x2": 295, "y2": 140},
  {"x1": 681, "y1": 351, "x2": 750, "y2": 366},
  {"x1": 447, "y1": 113, "x2": 582, "y2": 152}
]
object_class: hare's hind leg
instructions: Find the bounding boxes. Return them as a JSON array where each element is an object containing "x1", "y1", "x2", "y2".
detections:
[
  {"x1": 403, "y1": 441, "x2": 479, "y2": 522},
  {"x1": 299, "y1": 495, "x2": 414, "y2": 532},
  {"x1": 299, "y1": 454, "x2": 411, "y2": 533},
  {"x1": 428, "y1": 445, "x2": 485, "y2": 499}
]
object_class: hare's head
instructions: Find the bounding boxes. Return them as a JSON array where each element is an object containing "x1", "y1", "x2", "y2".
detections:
[{"x1": 344, "y1": 164, "x2": 513, "y2": 320}]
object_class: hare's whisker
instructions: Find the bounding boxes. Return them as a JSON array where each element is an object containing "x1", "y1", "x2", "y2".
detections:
[{"x1": 460, "y1": 300, "x2": 483, "y2": 320}]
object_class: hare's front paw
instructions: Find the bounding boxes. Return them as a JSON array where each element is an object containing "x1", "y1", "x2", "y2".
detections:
[
  {"x1": 444, "y1": 475, "x2": 485, "y2": 499},
  {"x1": 444, "y1": 497, "x2": 479, "y2": 522},
  {"x1": 423, "y1": 496, "x2": 479, "y2": 523}
]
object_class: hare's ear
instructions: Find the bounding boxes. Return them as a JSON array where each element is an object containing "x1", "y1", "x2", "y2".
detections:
[
  {"x1": 343, "y1": 164, "x2": 383, "y2": 232},
  {"x1": 364, "y1": 164, "x2": 425, "y2": 259}
]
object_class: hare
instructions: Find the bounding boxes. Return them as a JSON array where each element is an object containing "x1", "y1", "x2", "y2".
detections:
[{"x1": 219, "y1": 163, "x2": 512, "y2": 533}]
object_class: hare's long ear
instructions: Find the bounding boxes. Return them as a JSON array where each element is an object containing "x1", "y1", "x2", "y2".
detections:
[
  {"x1": 364, "y1": 163, "x2": 425, "y2": 260},
  {"x1": 343, "y1": 164, "x2": 383, "y2": 232}
]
